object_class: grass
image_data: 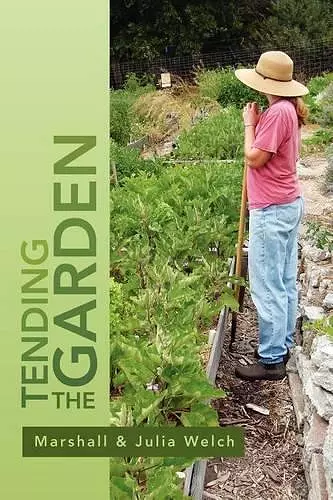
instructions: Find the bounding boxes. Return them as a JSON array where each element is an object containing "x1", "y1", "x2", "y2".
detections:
[{"x1": 133, "y1": 84, "x2": 220, "y2": 144}]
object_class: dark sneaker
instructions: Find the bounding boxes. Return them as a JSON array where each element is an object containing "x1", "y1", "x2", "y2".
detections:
[
  {"x1": 253, "y1": 347, "x2": 290, "y2": 365},
  {"x1": 235, "y1": 361, "x2": 286, "y2": 381}
]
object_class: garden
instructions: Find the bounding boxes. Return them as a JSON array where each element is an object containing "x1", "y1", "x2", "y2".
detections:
[{"x1": 109, "y1": 68, "x2": 333, "y2": 499}]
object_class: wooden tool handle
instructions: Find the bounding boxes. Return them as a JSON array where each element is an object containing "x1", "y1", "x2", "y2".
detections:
[{"x1": 234, "y1": 161, "x2": 248, "y2": 300}]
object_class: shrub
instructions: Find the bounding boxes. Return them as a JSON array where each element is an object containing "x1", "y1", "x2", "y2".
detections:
[
  {"x1": 124, "y1": 72, "x2": 156, "y2": 92},
  {"x1": 110, "y1": 92, "x2": 133, "y2": 145},
  {"x1": 307, "y1": 73, "x2": 333, "y2": 97},
  {"x1": 305, "y1": 73, "x2": 333, "y2": 123},
  {"x1": 110, "y1": 140, "x2": 164, "y2": 184},
  {"x1": 302, "y1": 128, "x2": 333, "y2": 154},
  {"x1": 317, "y1": 83, "x2": 333, "y2": 128},
  {"x1": 196, "y1": 67, "x2": 267, "y2": 109},
  {"x1": 110, "y1": 80, "x2": 156, "y2": 145},
  {"x1": 174, "y1": 106, "x2": 243, "y2": 160},
  {"x1": 306, "y1": 221, "x2": 333, "y2": 253}
]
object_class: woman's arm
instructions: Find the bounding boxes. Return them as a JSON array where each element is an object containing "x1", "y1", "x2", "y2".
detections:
[{"x1": 243, "y1": 103, "x2": 273, "y2": 169}]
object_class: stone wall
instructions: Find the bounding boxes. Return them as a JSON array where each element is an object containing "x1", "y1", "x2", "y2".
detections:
[{"x1": 288, "y1": 238, "x2": 333, "y2": 500}]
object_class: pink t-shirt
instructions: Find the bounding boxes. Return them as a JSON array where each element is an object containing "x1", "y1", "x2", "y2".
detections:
[{"x1": 247, "y1": 99, "x2": 301, "y2": 210}]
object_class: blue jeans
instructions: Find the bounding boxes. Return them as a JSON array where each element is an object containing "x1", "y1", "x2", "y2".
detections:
[{"x1": 248, "y1": 197, "x2": 304, "y2": 364}]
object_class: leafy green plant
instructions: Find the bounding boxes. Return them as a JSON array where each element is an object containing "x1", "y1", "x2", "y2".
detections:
[
  {"x1": 305, "y1": 72, "x2": 333, "y2": 123},
  {"x1": 110, "y1": 81, "x2": 156, "y2": 145},
  {"x1": 317, "y1": 82, "x2": 333, "y2": 128},
  {"x1": 110, "y1": 161, "x2": 242, "y2": 497},
  {"x1": 110, "y1": 91, "x2": 133, "y2": 145},
  {"x1": 174, "y1": 106, "x2": 243, "y2": 160},
  {"x1": 124, "y1": 73, "x2": 156, "y2": 92},
  {"x1": 109, "y1": 455, "x2": 194, "y2": 499},
  {"x1": 110, "y1": 140, "x2": 164, "y2": 184},
  {"x1": 307, "y1": 315, "x2": 333, "y2": 341},
  {"x1": 305, "y1": 221, "x2": 333, "y2": 253},
  {"x1": 302, "y1": 128, "x2": 333, "y2": 154},
  {"x1": 196, "y1": 67, "x2": 267, "y2": 109},
  {"x1": 307, "y1": 73, "x2": 333, "y2": 99}
]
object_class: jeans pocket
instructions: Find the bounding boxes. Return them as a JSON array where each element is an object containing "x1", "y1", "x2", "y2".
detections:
[{"x1": 276, "y1": 199, "x2": 301, "y2": 228}]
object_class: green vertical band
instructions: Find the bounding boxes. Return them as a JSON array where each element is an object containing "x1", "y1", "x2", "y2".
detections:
[{"x1": 0, "y1": 2, "x2": 109, "y2": 498}]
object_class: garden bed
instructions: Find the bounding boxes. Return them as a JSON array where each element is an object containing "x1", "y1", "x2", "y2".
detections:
[{"x1": 184, "y1": 257, "x2": 235, "y2": 498}]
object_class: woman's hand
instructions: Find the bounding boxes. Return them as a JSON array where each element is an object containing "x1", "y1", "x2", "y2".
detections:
[{"x1": 243, "y1": 102, "x2": 261, "y2": 127}]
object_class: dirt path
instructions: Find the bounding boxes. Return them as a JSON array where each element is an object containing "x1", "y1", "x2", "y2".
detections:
[
  {"x1": 298, "y1": 124, "x2": 333, "y2": 219},
  {"x1": 204, "y1": 296, "x2": 307, "y2": 500},
  {"x1": 298, "y1": 155, "x2": 332, "y2": 219}
]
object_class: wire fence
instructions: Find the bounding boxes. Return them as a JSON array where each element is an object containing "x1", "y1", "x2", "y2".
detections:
[{"x1": 111, "y1": 37, "x2": 333, "y2": 89}]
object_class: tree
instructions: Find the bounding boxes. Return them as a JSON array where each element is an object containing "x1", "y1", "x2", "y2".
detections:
[
  {"x1": 111, "y1": 0, "x2": 273, "y2": 60},
  {"x1": 250, "y1": 0, "x2": 333, "y2": 48}
]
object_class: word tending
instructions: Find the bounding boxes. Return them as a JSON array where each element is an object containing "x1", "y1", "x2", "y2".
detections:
[{"x1": 21, "y1": 136, "x2": 98, "y2": 409}]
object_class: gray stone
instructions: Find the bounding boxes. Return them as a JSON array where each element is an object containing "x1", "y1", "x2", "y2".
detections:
[
  {"x1": 310, "y1": 268, "x2": 323, "y2": 288},
  {"x1": 286, "y1": 352, "x2": 298, "y2": 373},
  {"x1": 304, "y1": 397, "x2": 316, "y2": 426},
  {"x1": 296, "y1": 344, "x2": 333, "y2": 419},
  {"x1": 303, "y1": 244, "x2": 331, "y2": 263},
  {"x1": 324, "y1": 294, "x2": 333, "y2": 310},
  {"x1": 305, "y1": 378, "x2": 333, "y2": 421},
  {"x1": 303, "y1": 448, "x2": 311, "y2": 486},
  {"x1": 295, "y1": 348, "x2": 312, "y2": 383},
  {"x1": 303, "y1": 305, "x2": 325, "y2": 322},
  {"x1": 323, "y1": 418, "x2": 333, "y2": 500},
  {"x1": 320, "y1": 280, "x2": 333, "y2": 295},
  {"x1": 288, "y1": 371, "x2": 305, "y2": 430},
  {"x1": 303, "y1": 329, "x2": 318, "y2": 350},
  {"x1": 297, "y1": 282, "x2": 303, "y2": 302},
  {"x1": 305, "y1": 412, "x2": 328, "y2": 456},
  {"x1": 306, "y1": 288, "x2": 317, "y2": 302},
  {"x1": 309, "y1": 453, "x2": 329, "y2": 500},
  {"x1": 296, "y1": 433, "x2": 305, "y2": 446},
  {"x1": 308, "y1": 488, "x2": 314, "y2": 500},
  {"x1": 313, "y1": 368, "x2": 333, "y2": 394},
  {"x1": 311, "y1": 336, "x2": 333, "y2": 369}
]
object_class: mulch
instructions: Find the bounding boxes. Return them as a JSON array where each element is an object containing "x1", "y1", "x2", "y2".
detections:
[{"x1": 204, "y1": 295, "x2": 307, "y2": 500}]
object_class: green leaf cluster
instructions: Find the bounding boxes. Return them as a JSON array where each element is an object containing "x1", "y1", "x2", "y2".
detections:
[
  {"x1": 109, "y1": 160, "x2": 242, "y2": 497},
  {"x1": 110, "y1": 82, "x2": 155, "y2": 145},
  {"x1": 196, "y1": 68, "x2": 267, "y2": 109},
  {"x1": 174, "y1": 107, "x2": 244, "y2": 160},
  {"x1": 305, "y1": 221, "x2": 333, "y2": 253},
  {"x1": 110, "y1": 140, "x2": 164, "y2": 184},
  {"x1": 305, "y1": 72, "x2": 333, "y2": 124}
]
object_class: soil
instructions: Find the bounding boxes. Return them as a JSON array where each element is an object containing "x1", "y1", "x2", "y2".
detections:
[
  {"x1": 298, "y1": 154, "x2": 333, "y2": 220},
  {"x1": 204, "y1": 296, "x2": 307, "y2": 500}
]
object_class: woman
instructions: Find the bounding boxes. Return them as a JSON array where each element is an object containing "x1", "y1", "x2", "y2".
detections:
[{"x1": 234, "y1": 51, "x2": 308, "y2": 381}]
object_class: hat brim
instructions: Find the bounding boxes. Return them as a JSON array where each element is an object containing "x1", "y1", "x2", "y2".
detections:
[{"x1": 235, "y1": 68, "x2": 309, "y2": 97}]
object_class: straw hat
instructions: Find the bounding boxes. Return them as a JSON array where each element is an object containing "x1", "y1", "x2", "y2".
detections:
[{"x1": 235, "y1": 51, "x2": 309, "y2": 97}]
